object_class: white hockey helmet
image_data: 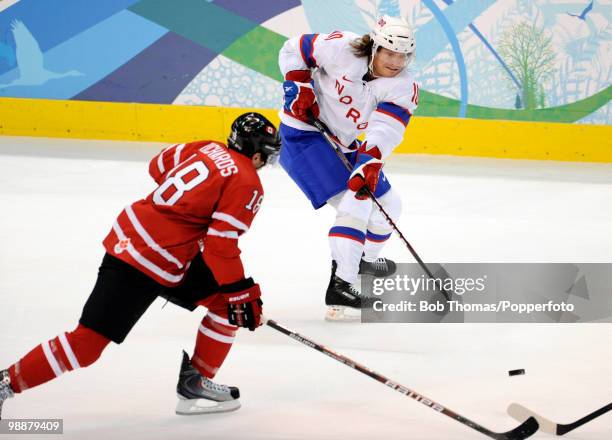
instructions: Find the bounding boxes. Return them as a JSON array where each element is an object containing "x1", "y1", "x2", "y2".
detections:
[{"x1": 370, "y1": 15, "x2": 416, "y2": 69}]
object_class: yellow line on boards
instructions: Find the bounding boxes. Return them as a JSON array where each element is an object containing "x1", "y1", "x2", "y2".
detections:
[{"x1": 0, "y1": 97, "x2": 610, "y2": 163}]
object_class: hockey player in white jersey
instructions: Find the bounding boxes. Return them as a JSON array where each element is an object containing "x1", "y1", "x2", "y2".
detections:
[{"x1": 278, "y1": 16, "x2": 419, "y2": 321}]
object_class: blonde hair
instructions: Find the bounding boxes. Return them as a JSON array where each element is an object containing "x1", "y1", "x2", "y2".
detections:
[{"x1": 350, "y1": 34, "x2": 374, "y2": 58}]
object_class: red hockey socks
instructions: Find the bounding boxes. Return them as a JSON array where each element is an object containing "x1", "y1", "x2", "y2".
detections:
[
  {"x1": 192, "y1": 298, "x2": 238, "y2": 379},
  {"x1": 8, "y1": 324, "x2": 110, "y2": 393}
]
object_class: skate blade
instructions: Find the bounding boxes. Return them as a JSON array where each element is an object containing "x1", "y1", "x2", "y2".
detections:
[
  {"x1": 325, "y1": 306, "x2": 361, "y2": 322},
  {"x1": 175, "y1": 394, "x2": 241, "y2": 415}
]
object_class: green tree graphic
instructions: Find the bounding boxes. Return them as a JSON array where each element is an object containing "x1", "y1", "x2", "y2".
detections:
[{"x1": 498, "y1": 22, "x2": 556, "y2": 110}]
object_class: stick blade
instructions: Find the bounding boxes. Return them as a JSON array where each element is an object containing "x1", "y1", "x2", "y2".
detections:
[
  {"x1": 507, "y1": 403, "x2": 557, "y2": 435},
  {"x1": 497, "y1": 416, "x2": 539, "y2": 440}
]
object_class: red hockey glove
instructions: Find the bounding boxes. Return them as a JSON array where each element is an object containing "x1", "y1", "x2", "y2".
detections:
[
  {"x1": 348, "y1": 142, "x2": 383, "y2": 200},
  {"x1": 283, "y1": 70, "x2": 319, "y2": 123},
  {"x1": 220, "y1": 278, "x2": 263, "y2": 331}
]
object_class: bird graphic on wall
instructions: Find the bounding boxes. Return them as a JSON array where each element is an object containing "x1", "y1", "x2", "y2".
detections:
[
  {"x1": 0, "y1": 41, "x2": 16, "y2": 68},
  {"x1": 0, "y1": 19, "x2": 82, "y2": 88},
  {"x1": 566, "y1": 1, "x2": 594, "y2": 21}
]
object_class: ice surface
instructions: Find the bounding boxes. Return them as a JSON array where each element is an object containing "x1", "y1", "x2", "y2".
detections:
[{"x1": 1, "y1": 136, "x2": 611, "y2": 439}]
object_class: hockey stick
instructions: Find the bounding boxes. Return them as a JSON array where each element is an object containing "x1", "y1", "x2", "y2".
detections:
[
  {"x1": 507, "y1": 402, "x2": 612, "y2": 435},
  {"x1": 310, "y1": 117, "x2": 451, "y2": 301},
  {"x1": 266, "y1": 318, "x2": 538, "y2": 439}
]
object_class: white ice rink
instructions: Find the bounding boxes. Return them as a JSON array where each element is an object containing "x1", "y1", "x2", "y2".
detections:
[{"x1": 1, "y1": 136, "x2": 611, "y2": 439}]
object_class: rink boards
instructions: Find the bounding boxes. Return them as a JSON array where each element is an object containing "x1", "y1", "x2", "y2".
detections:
[{"x1": 0, "y1": 97, "x2": 610, "y2": 162}]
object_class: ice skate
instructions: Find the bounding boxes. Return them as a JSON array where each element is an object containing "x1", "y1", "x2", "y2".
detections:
[
  {"x1": 325, "y1": 261, "x2": 368, "y2": 322},
  {"x1": 175, "y1": 351, "x2": 240, "y2": 415},
  {"x1": 359, "y1": 257, "x2": 397, "y2": 277},
  {"x1": 0, "y1": 369, "x2": 14, "y2": 420}
]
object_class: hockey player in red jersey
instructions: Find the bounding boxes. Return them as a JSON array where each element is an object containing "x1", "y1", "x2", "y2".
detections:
[{"x1": 0, "y1": 113, "x2": 281, "y2": 417}]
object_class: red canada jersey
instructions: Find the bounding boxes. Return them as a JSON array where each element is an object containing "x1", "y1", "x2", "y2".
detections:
[{"x1": 103, "y1": 140, "x2": 264, "y2": 287}]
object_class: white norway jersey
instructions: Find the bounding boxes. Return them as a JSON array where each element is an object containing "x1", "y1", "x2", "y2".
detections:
[{"x1": 279, "y1": 31, "x2": 419, "y2": 158}]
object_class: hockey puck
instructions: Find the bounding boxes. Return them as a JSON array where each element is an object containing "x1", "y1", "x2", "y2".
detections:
[{"x1": 508, "y1": 369, "x2": 525, "y2": 376}]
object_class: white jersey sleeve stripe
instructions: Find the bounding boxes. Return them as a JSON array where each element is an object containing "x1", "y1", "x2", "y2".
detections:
[
  {"x1": 156, "y1": 144, "x2": 175, "y2": 174},
  {"x1": 58, "y1": 333, "x2": 81, "y2": 370},
  {"x1": 211, "y1": 212, "x2": 249, "y2": 232},
  {"x1": 165, "y1": 153, "x2": 197, "y2": 179},
  {"x1": 112, "y1": 221, "x2": 184, "y2": 284},
  {"x1": 125, "y1": 205, "x2": 183, "y2": 269},
  {"x1": 173, "y1": 143, "x2": 185, "y2": 167},
  {"x1": 208, "y1": 228, "x2": 239, "y2": 239}
]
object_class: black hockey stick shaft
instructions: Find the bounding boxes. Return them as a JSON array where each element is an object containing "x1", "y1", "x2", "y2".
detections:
[
  {"x1": 557, "y1": 402, "x2": 612, "y2": 435},
  {"x1": 311, "y1": 117, "x2": 451, "y2": 300},
  {"x1": 266, "y1": 318, "x2": 538, "y2": 439}
]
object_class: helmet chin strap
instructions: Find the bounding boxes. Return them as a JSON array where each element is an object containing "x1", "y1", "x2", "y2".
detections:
[{"x1": 368, "y1": 43, "x2": 379, "y2": 76}]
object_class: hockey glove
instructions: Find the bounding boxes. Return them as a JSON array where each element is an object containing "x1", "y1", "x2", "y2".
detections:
[
  {"x1": 220, "y1": 278, "x2": 263, "y2": 331},
  {"x1": 283, "y1": 70, "x2": 319, "y2": 124},
  {"x1": 348, "y1": 141, "x2": 383, "y2": 200}
]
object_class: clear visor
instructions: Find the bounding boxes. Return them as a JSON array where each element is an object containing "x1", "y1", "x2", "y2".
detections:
[
  {"x1": 265, "y1": 151, "x2": 280, "y2": 166},
  {"x1": 261, "y1": 143, "x2": 281, "y2": 166}
]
